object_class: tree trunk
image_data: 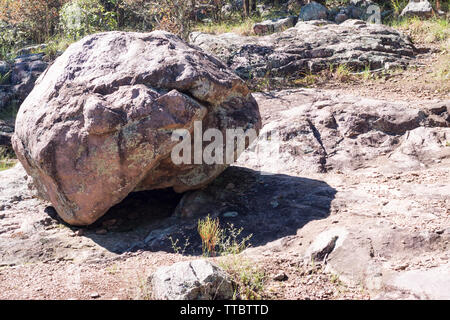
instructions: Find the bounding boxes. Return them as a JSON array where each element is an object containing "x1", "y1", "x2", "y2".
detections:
[{"x1": 243, "y1": 0, "x2": 250, "y2": 16}]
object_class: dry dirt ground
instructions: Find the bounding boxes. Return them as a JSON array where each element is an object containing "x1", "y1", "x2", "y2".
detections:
[
  {"x1": 0, "y1": 40, "x2": 449, "y2": 300},
  {"x1": 318, "y1": 42, "x2": 449, "y2": 101}
]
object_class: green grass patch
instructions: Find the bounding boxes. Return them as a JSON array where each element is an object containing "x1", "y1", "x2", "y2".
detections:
[
  {"x1": 194, "y1": 16, "x2": 263, "y2": 36},
  {"x1": 0, "y1": 146, "x2": 16, "y2": 171},
  {"x1": 389, "y1": 17, "x2": 449, "y2": 48},
  {"x1": 0, "y1": 100, "x2": 20, "y2": 121},
  {"x1": 33, "y1": 36, "x2": 75, "y2": 60}
]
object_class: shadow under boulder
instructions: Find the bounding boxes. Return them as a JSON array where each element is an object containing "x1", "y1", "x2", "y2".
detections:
[{"x1": 83, "y1": 166, "x2": 336, "y2": 256}]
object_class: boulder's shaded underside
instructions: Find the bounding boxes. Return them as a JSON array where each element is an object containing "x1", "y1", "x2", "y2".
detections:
[
  {"x1": 190, "y1": 19, "x2": 416, "y2": 79},
  {"x1": 12, "y1": 31, "x2": 261, "y2": 226}
]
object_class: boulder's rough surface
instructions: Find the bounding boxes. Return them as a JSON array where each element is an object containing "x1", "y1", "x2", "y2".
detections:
[
  {"x1": 298, "y1": 1, "x2": 329, "y2": 21},
  {"x1": 190, "y1": 19, "x2": 416, "y2": 79},
  {"x1": 253, "y1": 16, "x2": 297, "y2": 35},
  {"x1": 12, "y1": 31, "x2": 261, "y2": 226},
  {"x1": 149, "y1": 259, "x2": 234, "y2": 300},
  {"x1": 400, "y1": 0, "x2": 433, "y2": 18}
]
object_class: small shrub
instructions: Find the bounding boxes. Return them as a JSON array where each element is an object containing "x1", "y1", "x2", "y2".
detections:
[
  {"x1": 60, "y1": 0, "x2": 118, "y2": 39},
  {"x1": 0, "y1": 146, "x2": 16, "y2": 171},
  {"x1": 168, "y1": 235, "x2": 190, "y2": 255},
  {"x1": 37, "y1": 37, "x2": 74, "y2": 59},
  {"x1": 198, "y1": 214, "x2": 221, "y2": 257},
  {"x1": 334, "y1": 64, "x2": 352, "y2": 82},
  {"x1": 218, "y1": 223, "x2": 253, "y2": 256},
  {"x1": 197, "y1": 215, "x2": 253, "y2": 257},
  {"x1": 219, "y1": 256, "x2": 266, "y2": 300},
  {"x1": 0, "y1": 0, "x2": 68, "y2": 44},
  {"x1": 148, "y1": 0, "x2": 197, "y2": 39}
]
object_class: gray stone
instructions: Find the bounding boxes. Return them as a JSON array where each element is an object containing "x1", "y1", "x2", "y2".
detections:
[
  {"x1": 335, "y1": 13, "x2": 348, "y2": 23},
  {"x1": 400, "y1": 0, "x2": 433, "y2": 18},
  {"x1": 305, "y1": 228, "x2": 348, "y2": 262},
  {"x1": 149, "y1": 260, "x2": 234, "y2": 300},
  {"x1": 253, "y1": 16, "x2": 297, "y2": 36},
  {"x1": 298, "y1": 1, "x2": 328, "y2": 21},
  {"x1": 223, "y1": 211, "x2": 239, "y2": 218}
]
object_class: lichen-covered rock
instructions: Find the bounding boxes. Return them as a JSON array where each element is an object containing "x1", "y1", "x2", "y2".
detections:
[
  {"x1": 149, "y1": 260, "x2": 234, "y2": 300},
  {"x1": 190, "y1": 19, "x2": 416, "y2": 79},
  {"x1": 12, "y1": 31, "x2": 261, "y2": 226}
]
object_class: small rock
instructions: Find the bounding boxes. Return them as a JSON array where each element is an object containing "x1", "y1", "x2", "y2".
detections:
[
  {"x1": 400, "y1": 0, "x2": 433, "y2": 18},
  {"x1": 394, "y1": 263, "x2": 409, "y2": 271},
  {"x1": 270, "y1": 200, "x2": 279, "y2": 208},
  {"x1": 273, "y1": 272, "x2": 288, "y2": 281},
  {"x1": 102, "y1": 219, "x2": 117, "y2": 228},
  {"x1": 223, "y1": 211, "x2": 239, "y2": 218},
  {"x1": 305, "y1": 229, "x2": 347, "y2": 262},
  {"x1": 225, "y1": 183, "x2": 235, "y2": 190},
  {"x1": 149, "y1": 259, "x2": 234, "y2": 300},
  {"x1": 74, "y1": 229, "x2": 85, "y2": 237},
  {"x1": 95, "y1": 229, "x2": 108, "y2": 235},
  {"x1": 253, "y1": 16, "x2": 296, "y2": 36},
  {"x1": 90, "y1": 292, "x2": 100, "y2": 298},
  {"x1": 335, "y1": 13, "x2": 348, "y2": 24}
]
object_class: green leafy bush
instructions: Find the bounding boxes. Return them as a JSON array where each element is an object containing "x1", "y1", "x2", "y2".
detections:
[{"x1": 60, "y1": 0, "x2": 118, "y2": 39}]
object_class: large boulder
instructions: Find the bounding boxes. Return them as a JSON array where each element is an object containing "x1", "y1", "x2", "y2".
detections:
[
  {"x1": 12, "y1": 31, "x2": 261, "y2": 226},
  {"x1": 190, "y1": 20, "x2": 416, "y2": 79},
  {"x1": 149, "y1": 259, "x2": 234, "y2": 300}
]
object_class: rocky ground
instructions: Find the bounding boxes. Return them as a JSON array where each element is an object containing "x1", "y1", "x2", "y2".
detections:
[
  {"x1": 0, "y1": 18, "x2": 449, "y2": 300},
  {"x1": 190, "y1": 19, "x2": 416, "y2": 79},
  {"x1": 0, "y1": 63, "x2": 448, "y2": 299}
]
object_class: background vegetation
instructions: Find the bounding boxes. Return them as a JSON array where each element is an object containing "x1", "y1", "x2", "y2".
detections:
[{"x1": 0, "y1": 0, "x2": 447, "y2": 60}]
